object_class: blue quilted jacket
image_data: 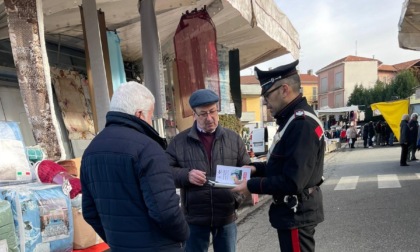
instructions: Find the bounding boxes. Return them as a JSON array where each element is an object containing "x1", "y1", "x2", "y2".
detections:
[{"x1": 81, "y1": 111, "x2": 189, "y2": 252}]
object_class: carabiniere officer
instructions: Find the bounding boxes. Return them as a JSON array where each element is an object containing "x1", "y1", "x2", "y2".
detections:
[{"x1": 233, "y1": 60, "x2": 325, "y2": 252}]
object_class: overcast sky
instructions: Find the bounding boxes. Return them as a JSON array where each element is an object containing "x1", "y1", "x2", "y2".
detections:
[{"x1": 241, "y1": 0, "x2": 420, "y2": 76}]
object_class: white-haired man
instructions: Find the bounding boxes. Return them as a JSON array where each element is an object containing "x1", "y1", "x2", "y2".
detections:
[{"x1": 81, "y1": 81, "x2": 189, "y2": 251}]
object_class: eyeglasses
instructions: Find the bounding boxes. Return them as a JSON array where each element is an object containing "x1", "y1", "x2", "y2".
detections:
[
  {"x1": 195, "y1": 109, "x2": 218, "y2": 119},
  {"x1": 263, "y1": 84, "x2": 284, "y2": 100}
]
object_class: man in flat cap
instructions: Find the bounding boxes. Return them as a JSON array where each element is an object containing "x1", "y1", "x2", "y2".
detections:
[
  {"x1": 166, "y1": 89, "x2": 250, "y2": 252},
  {"x1": 233, "y1": 60, "x2": 325, "y2": 252}
]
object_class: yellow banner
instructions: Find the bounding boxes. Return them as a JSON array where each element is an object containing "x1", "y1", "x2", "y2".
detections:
[{"x1": 370, "y1": 100, "x2": 409, "y2": 141}]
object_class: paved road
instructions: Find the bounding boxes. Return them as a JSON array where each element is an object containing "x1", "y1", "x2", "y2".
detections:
[
  {"x1": 211, "y1": 141, "x2": 420, "y2": 252},
  {"x1": 317, "y1": 142, "x2": 420, "y2": 252}
]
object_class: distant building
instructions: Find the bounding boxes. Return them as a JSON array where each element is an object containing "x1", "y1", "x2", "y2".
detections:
[
  {"x1": 240, "y1": 75, "x2": 265, "y2": 129},
  {"x1": 378, "y1": 59, "x2": 420, "y2": 84},
  {"x1": 300, "y1": 70, "x2": 318, "y2": 109},
  {"x1": 316, "y1": 55, "x2": 381, "y2": 109},
  {"x1": 240, "y1": 71, "x2": 319, "y2": 127},
  {"x1": 317, "y1": 56, "x2": 420, "y2": 109},
  {"x1": 377, "y1": 64, "x2": 397, "y2": 84}
]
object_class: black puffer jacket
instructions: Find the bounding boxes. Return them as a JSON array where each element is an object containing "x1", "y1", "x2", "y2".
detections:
[
  {"x1": 408, "y1": 119, "x2": 418, "y2": 145},
  {"x1": 166, "y1": 122, "x2": 251, "y2": 227},
  {"x1": 81, "y1": 112, "x2": 189, "y2": 251},
  {"x1": 400, "y1": 119, "x2": 409, "y2": 144},
  {"x1": 247, "y1": 96, "x2": 325, "y2": 230}
]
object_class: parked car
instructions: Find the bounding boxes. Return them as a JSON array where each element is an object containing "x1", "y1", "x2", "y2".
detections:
[{"x1": 249, "y1": 126, "x2": 277, "y2": 156}]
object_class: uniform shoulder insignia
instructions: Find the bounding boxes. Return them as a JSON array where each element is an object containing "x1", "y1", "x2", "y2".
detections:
[{"x1": 294, "y1": 109, "x2": 305, "y2": 118}]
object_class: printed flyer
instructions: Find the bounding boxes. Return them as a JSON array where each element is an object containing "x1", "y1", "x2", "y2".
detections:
[{"x1": 208, "y1": 165, "x2": 251, "y2": 188}]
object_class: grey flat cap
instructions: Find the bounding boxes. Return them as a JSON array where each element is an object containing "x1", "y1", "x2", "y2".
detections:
[{"x1": 189, "y1": 89, "x2": 219, "y2": 108}]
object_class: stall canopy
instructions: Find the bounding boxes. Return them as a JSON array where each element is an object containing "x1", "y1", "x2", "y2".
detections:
[
  {"x1": 398, "y1": 0, "x2": 420, "y2": 51},
  {"x1": 316, "y1": 105, "x2": 360, "y2": 116},
  {"x1": 371, "y1": 99, "x2": 409, "y2": 141},
  {"x1": 0, "y1": 0, "x2": 300, "y2": 69}
]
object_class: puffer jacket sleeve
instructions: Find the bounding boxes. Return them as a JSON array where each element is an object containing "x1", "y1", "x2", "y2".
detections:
[
  {"x1": 235, "y1": 133, "x2": 252, "y2": 166},
  {"x1": 232, "y1": 132, "x2": 252, "y2": 208},
  {"x1": 166, "y1": 136, "x2": 191, "y2": 188},
  {"x1": 139, "y1": 142, "x2": 190, "y2": 242},
  {"x1": 81, "y1": 165, "x2": 107, "y2": 242}
]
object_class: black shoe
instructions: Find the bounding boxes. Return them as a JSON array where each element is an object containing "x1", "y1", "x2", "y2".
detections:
[
  {"x1": 401, "y1": 164, "x2": 410, "y2": 166},
  {"x1": 411, "y1": 158, "x2": 418, "y2": 161}
]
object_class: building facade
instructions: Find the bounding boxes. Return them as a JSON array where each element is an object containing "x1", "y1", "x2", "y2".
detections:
[
  {"x1": 240, "y1": 71, "x2": 318, "y2": 127},
  {"x1": 240, "y1": 75, "x2": 264, "y2": 129},
  {"x1": 300, "y1": 70, "x2": 318, "y2": 109},
  {"x1": 317, "y1": 56, "x2": 420, "y2": 109},
  {"x1": 316, "y1": 56, "x2": 379, "y2": 109}
]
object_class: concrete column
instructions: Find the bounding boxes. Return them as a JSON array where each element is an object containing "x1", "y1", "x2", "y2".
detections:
[
  {"x1": 82, "y1": 0, "x2": 110, "y2": 132},
  {"x1": 4, "y1": 0, "x2": 65, "y2": 160},
  {"x1": 139, "y1": 0, "x2": 166, "y2": 136}
]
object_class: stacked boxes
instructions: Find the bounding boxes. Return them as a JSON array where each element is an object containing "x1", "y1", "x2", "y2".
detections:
[
  {"x1": 0, "y1": 200, "x2": 18, "y2": 252},
  {"x1": 0, "y1": 184, "x2": 73, "y2": 251}
]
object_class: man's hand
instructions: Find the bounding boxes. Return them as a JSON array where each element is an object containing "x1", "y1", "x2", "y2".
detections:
[
  {"x1": 242, "y1": 165, "x2": 256, "y2": 174},
  {"x1": 188, "y1": 169, "x2": 206, "y2": 186},
  {"x1": 231, "y1": 177, "x2": 250, "y2": 196}
]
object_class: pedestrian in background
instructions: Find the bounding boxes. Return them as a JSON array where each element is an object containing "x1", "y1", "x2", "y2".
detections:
[
  {"x1": 362, "y1": 123, "x2": 369, "y2": 148},
  {"x1": 375, "y1": 121, "x2": 382, "y2": 146},
  {"x1": 385, "y1": 122, "x2": 394, "y2": 146},
  {"x1": 400, "y1": 114, "x2": 410, "y2": 166},
  {"x1": 340, "y1": 127, "x2": 347, "y2": 143},
  {"x1": 368, "y1": 121, "x2": 375, "y2": 148},
  {"x1": 408, "y1": 113, "x2": 418, "y2": 161},
  {"x1": 233, "y1": 60, "x2": 325, "y2": 252},
  {"x1": 81, "y1": 81, "x2": 189, "y2": 251},
  {"x1": 346, "y1": 124, "x2": 357, "y2": 148},
  {"x1": 166, "y1": 89, "x2": 250, "y2": 252}
]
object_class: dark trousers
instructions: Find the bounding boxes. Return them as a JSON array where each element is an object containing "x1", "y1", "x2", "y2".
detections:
[
  {"x1": 363, "y1": 137, "x2": 368, "y2": 147},
  {"x1": 185, "y1": 222, "x2": 236, "y2": 252},
  {"x1": 408, "y1": 144, "x2": 417, "y2": 160},
  {"x1": 400, "y1": 143, "x2": 409, "y2": 165},
  {"x1": 350, "y1": 138, "x2": 356, "y2": 148},
  {"x1": 277, "y1": 225, "x2": 316, "y2": 252}
]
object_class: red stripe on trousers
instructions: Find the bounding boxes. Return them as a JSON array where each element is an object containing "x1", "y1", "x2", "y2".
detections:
[{"x1": 291, "y1": 228, "x2": 301, "y2": 252}]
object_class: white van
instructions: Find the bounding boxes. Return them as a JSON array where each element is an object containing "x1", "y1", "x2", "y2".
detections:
[{"x1": 249, "y1": 126, "x2": 277, "y2": 156}]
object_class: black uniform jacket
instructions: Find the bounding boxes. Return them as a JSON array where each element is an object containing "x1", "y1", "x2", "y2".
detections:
[{"x1": 247, "y1": 95, "x2": 325, "y2": 230}]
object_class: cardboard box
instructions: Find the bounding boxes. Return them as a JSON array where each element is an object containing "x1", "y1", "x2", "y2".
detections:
[
  {"x1": 57, "y1": 158, "x2": 81, "y2": 177},
  {"x1": 72, "y1": 208, "x2": 103, "y2": 249}
]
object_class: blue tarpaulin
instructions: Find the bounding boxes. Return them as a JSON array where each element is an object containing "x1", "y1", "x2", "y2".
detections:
[{"x1": 106, "y1": 31, "x2": 126, "y2": 92}]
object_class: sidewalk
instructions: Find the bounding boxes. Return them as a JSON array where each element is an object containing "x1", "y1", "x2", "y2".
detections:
[
  {"x1": 236, "y1": 194, "x2": 270, "y2": 223},
  {"x1": 338, "y1": 137, "x2": 399, "y2": 150}
]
